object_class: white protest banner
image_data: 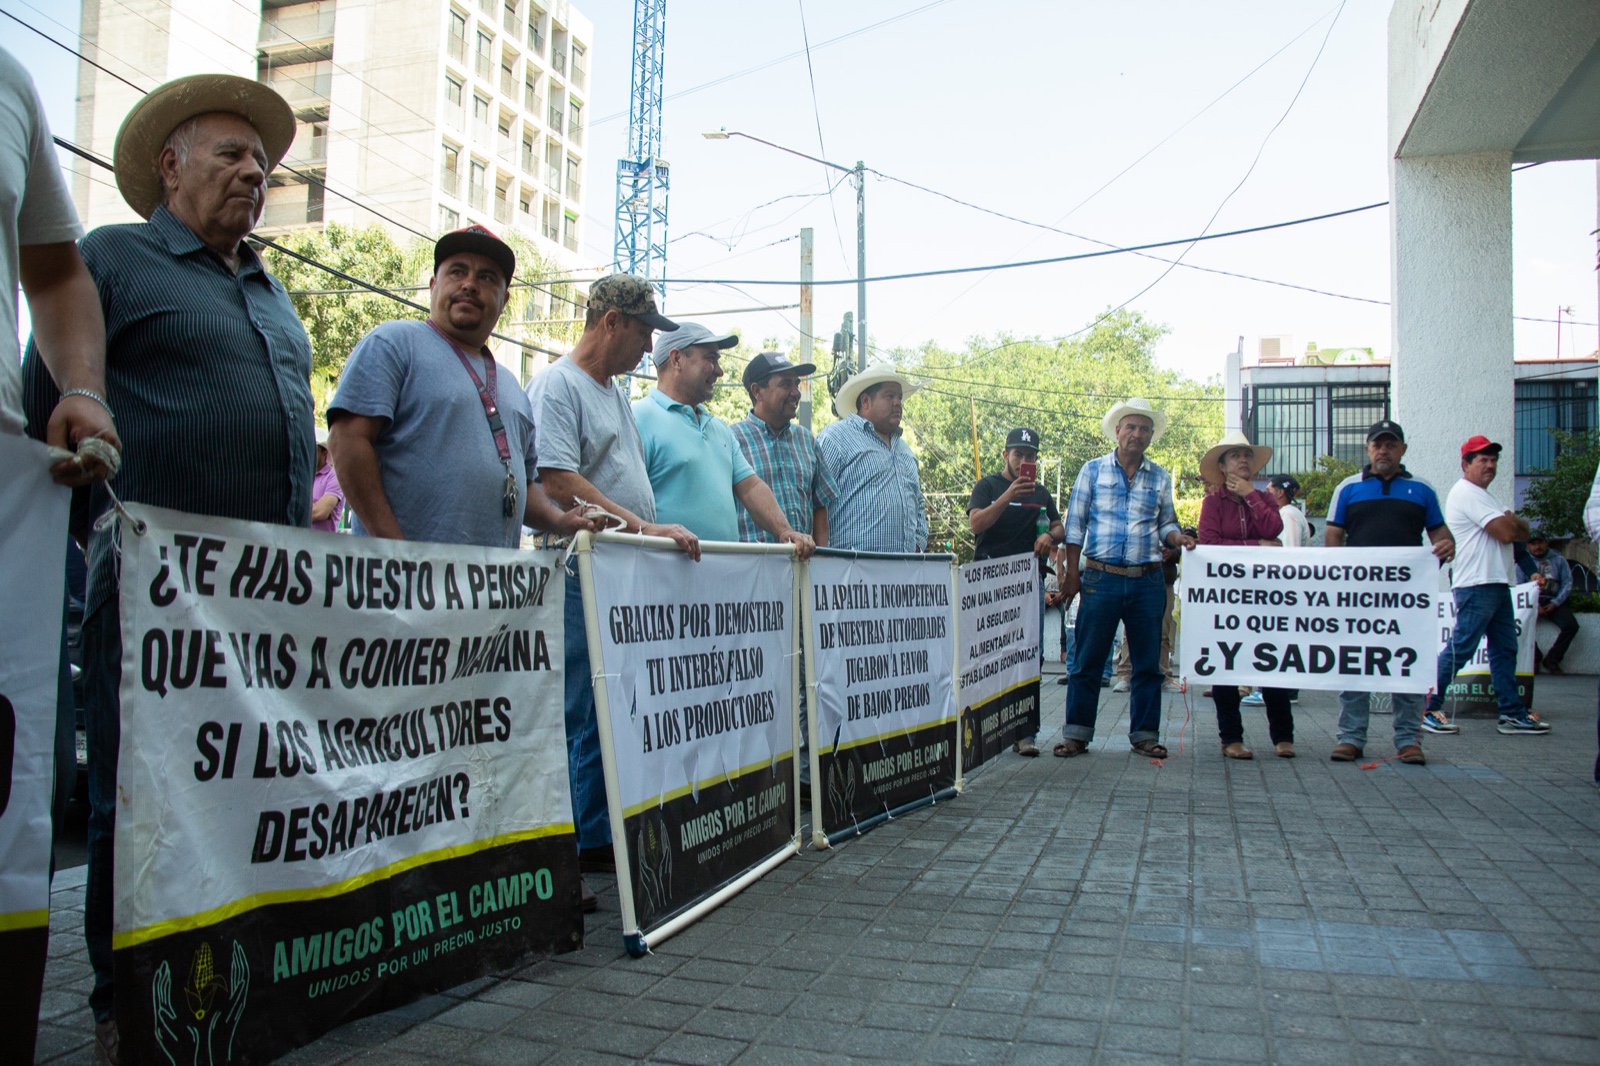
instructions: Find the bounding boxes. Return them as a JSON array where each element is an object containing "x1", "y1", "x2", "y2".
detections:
[
  {"x1": 1177, "y1": 546, "x2": 1439, "y2": 693},
  {"x1": 956, "y1": 553, "x2": 1041, "y2": 771},
  {"x1": 0, "y1": 434, "x2": 68, "y2": 1063},
  {"x1": 805, "y1": 550, "x2": 959, "y2": 846},
  {"x1": 578, "y1": 532, "x2": 800, "y2": 956},
  {"x1": 1437, "y1": 580, "x2": 1539, "y2": 711},
  {"x1": 114, "y1": 506, "x2": 578, "y2": 1064}
]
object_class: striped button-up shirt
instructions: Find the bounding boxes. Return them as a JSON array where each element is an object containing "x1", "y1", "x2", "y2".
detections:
[
  {"x1": 21, "y1": 205, "x2": 315, "y2": 614},
  {"x1": 730, "y1": 412, "x2": 837, "y2": 543},
  {"x1": 816, "y1": 414, "x2": 927, "y2": 553},
  {"x1": 1064, "y1": 449, "x2": 1179, "y2": 566}
]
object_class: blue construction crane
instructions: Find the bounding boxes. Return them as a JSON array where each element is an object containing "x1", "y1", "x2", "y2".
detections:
[{"x1": 613, "y1": 0, "x2": 668, "y2": 303}]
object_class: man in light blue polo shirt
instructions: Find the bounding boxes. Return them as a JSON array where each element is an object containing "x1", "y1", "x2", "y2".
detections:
[{"x1": 635, "y1": 322, "x2": 815, "y2": 555}]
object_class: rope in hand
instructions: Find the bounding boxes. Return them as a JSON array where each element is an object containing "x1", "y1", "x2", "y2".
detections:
[{"x1": 47, "y1": 432, "x2": 122, "y2": 480}]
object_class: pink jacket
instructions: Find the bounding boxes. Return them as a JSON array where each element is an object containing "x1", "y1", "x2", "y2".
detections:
[{"x1": 1198, "y1": 489, "x2": 1284, "y2": 546}]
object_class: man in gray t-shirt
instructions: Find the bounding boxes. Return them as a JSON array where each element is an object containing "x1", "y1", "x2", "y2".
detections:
[
  {"x1": 330, "y1": 226, "x2": 589, "y2": 549},
  {"x1": 528, "y1": 273, "x2": 699, "y2": 868}
]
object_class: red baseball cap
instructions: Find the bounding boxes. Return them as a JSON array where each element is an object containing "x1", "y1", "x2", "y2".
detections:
[{"x1": 1460, "y1": 435, "x2": 1503, "y2": 458}]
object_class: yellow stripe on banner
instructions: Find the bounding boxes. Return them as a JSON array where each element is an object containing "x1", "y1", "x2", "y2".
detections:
[
  {"x1": 113, "y1": 823, "x2": 573, "y2": 951},
  {"x1": 0, "y1": 909, "x2": 49, "y2": 933},
  {"x1": 967, "y1": 676, "x2": 1038, "y2": 707},
  {"x1": 621, "y1": 754, "x2": 796, "y2": 819},
  {"x1": 835, "y1": 713, "x2": 959, "y2": 755}
]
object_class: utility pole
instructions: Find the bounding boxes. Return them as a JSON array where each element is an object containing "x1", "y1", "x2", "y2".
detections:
[
  {"x1": 855, "y1": 161, "x2": 867, "y2": 374},
  {"x1": 799, "y1": 227, "x2": 814, "y2": 431}
]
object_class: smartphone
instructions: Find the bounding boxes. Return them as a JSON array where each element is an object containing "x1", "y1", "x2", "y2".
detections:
[{"x1": 1018, "y1": 460, "x2": 1037, "y2": 482}]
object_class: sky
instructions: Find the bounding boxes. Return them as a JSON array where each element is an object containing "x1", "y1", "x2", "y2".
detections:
[{"x1": 5, "y1": 0, "x2": 1597, "y2": 383}]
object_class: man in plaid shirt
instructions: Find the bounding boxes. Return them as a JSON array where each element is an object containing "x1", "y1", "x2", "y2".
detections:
[
  {"x1": 1055, "y1": 398, "x2": 1195, "y2": 760},
  {"x1": 730, "y1": 352, "x2": 836, "y2": 544}
]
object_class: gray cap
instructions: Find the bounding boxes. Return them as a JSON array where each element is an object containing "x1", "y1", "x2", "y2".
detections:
[{"x1": 652, "y1": 322, "x2": 738, "y2": 367}]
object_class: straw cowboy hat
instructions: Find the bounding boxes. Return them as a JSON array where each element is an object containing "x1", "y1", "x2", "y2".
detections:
[
  {"x1": 1199, "y1": 431, "x2": 1273, "y2": 484},
  {"x1": 113, "y1": 74, "x2": 296, "y2": 219},
  {"x1": 1100, "y1": 397, "x2": 1168, "y2": 443},
  {"x1": 834, "y1": 361, "x2": 920, "y2": 418}
]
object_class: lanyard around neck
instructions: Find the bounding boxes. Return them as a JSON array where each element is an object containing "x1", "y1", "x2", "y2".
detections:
[{"x1": 428, "y1": 320, "x2": 511, "y2": 467}]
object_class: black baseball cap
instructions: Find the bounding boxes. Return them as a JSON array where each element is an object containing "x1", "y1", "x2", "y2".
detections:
[
  {"x1": 742, "y1": 351, "x2": 816, "y2": 387},
  {"x1": 1005, "y1": 427, "x2": 1041, "y2": 452},
  {"x1": 434, "y1": 225, "x2": 515, "y2": 283},
  {"x1": 1268, "y1": 473, "x2": 1300, "y2": 497},
  {"x1": 1366, "y1": 419, "x2": 1405, "y2": 443}
]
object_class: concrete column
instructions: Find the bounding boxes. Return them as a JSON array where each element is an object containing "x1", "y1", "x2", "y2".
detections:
[{"x1": 1389, "y1": 151, "x2": 1515, "y2": 504}]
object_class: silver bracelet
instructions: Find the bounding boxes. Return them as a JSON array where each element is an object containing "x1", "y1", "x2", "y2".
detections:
[{"x1": 60, "y1": 388, "x2": 115, "y2": 419}]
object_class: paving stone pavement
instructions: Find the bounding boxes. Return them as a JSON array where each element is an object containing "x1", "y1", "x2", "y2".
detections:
[{"x1": 34, "y1": 675, "x2": 1600, "y2": 1065}]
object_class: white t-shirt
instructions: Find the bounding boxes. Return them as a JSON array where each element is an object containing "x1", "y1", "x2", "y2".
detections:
[
  {"x1": 1279, "y1": 503, "x2": 1311, "y2": 547},
  {"x1": 0, "y1": 47, "x2": 84, "y2": 436},
  {"x1": 1445, "y1": 478, "x2": 1515, "y2": 588}
]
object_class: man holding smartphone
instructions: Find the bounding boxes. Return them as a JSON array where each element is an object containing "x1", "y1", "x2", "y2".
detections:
[{"x1": 968, "y1": 427, "x2": 1064, "y2": 755}]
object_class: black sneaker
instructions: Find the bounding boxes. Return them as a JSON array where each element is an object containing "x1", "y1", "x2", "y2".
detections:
[{"x1": 1497, "y1": 713, "x2": 1551, "y2": 735}]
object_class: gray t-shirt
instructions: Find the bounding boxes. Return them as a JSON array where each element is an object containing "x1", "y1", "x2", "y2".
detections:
[
  {"x1": 527, "y1": 355, "x2": 655, "y2": 524},
  {"x1": 330, "y1": 319, "x2": 538, "y2": 549},
  {"x1": 0, "y1": 47, "x2": 84, "y2": 436}
]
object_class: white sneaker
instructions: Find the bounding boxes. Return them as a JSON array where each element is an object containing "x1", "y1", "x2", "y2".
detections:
[{"x1": 1112, "y1": 679, "x2": 1131, "y2": 693}]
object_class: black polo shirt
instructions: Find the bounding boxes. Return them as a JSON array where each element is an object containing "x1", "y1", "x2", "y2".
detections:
[{"x1": 968, "y1": 472, "x2": 1059, "y2": 563}]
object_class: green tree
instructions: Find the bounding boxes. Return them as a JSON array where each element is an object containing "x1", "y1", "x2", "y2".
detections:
[
  {"x1": 1522, "y1": 428, "x2": 1600, "y2": 537},
  {"x1": 1293, "y1": 455, "x2": 1361, "y2": 517}
]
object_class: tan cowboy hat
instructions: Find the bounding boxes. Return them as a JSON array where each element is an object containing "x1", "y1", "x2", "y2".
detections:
[
  {"x1": 1199, "y1": 431, "x2": 1273, "y2": 484},
  {"x1": 113, "y1": 74, "x2": 296, "y2": 219},
  {"x1": 1101, "y1": 397, "x2": 1168, "y2": 443},
  {"x1": 834, "y1": 361, "x2": 920, "y2": 418}
]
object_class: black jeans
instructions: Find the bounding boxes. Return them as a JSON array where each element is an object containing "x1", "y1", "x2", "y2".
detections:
[
  {"x1": 1213, "y1": 685, "x2": 1293, "y2": 746},
  {"x1": 1536, "y1": 602, "x2": 1580, "y2": 668}
]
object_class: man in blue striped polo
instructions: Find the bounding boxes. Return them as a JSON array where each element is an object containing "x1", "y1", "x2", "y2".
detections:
[{"x1": 20, "y1": 74, "x2": 311, "y2": 1062}]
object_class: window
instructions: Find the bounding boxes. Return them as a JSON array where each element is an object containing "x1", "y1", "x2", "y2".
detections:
[
  {"x1": 544, "y1": 141, "x2": 561, "y2": 192},
  {"x1": 500, "y1": 51, "x2": 517, "y2": 97},
  {"x1": 1250, "y1": 386, "x2": 1319, "y2": 477},
  {"x1": 469, "y1": 159, "x2": 488, "y2": 211},
  {"x1": 439, "y1": 143, "x2": 461, "y2": 196},
  {"x1": 519, "y1": 191, "x2": 531, "y2": 216},
  {"x1": 502, "y1": 0, "x2": 519, "y2": 34},
  {"x1": 528, "y1": 8, "x2": 545, "y2": 54},
  {"x1": 440, "y1": 206, "x2": 460, "y2": 231},
  {"x1": 562, "y1": 210, "x2": 578, "y2": 251},
  {"x1": 548, "y1": 96, "x2": 563, "y2": 136},
  {"x1": 1517, "y1": 379, "x2": 1596, "y2": 474},
  {"x1": 475, "y1": 31, "x2": 493, "y2": 78},
  {"x1": 494, "y1": 178, "x2": 512, "y2": 224},
  {"x1": 524, "y1": 73, "x2": 542, "y2": 114},
  {"x1": 565, "y1": 157, "x2": 581, "y2": 202},
  {"x1": 567, "y1": 100, "x2": 582, "y2": 146},
  {"x1": 1328, "y1": 385, "x2": 1389, "y2": 467},
  {"x1": 521, "y1": 131, "x2": 536, "y2": 173},
  {"x1": 570, "y1": 42, "x2": 586, "y2": 88},
  {"x1": 542, "y1": 198, "x2": 560, "y2": 241},
  {"x1": 472, "y1": 94, "x2": 491, "y2": 139},
  {"x1": 445, "y1": 76, "x2": 464, "y2": 128},
  {"x1": 448, "y1": 9, "x2": 468, "y2": 64}
]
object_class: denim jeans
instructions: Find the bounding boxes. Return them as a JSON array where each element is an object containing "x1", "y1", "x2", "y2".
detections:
[
  {"x1": 1426, "y1": 583, "x2": 1523, "y2": 717},
  {"x1": 564, "y1": 568, "x2": 612, "y2": 850},
  {"x1": 80, "y1": 601, "x2": 120, "y2": 1024},
  {"x1": 1063, "y1": 566, "x2": 1165, "y2": 744},
  {"x1": 1214, "y1": 685, "x2": 1293, "y2": 746},
  {"x1": 1337, "y1": 690, "x2": 1423, "y2": 751}
]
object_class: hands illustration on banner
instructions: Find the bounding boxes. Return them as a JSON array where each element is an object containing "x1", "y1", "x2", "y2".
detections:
[{"x1": 153, "y1": 940, "x2": 250, "y2": 1066}]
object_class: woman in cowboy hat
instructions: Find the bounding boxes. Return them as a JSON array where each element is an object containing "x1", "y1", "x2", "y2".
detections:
[{"x1": 1197, "y1": 432, "x2": 1297, "y2": 759}]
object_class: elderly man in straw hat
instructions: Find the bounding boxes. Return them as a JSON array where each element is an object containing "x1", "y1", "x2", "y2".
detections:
[
  {"x1": 816, "y1": 361, "x2": 928, "y2": 553},
  {"x1": 19, "y1": 73, "x2": 310, "y2": 1063},
  {"x1": 1196, "y1": 431, "x2": 1297, "y2": 759},
  {"x1": 1055, "y1": 398, "x2": 1195, "y2": 759}
]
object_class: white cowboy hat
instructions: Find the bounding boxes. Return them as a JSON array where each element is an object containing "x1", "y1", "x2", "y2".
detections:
[
  {"x1": 834, "y1": 361, "x2": 920, "y2": 418},
  {"x1": 113, "y1": 74, "x2": 296, "y2": 219},
  {"x1": 1101, "y1": 397, "x2": 1168, "y2": 443},
  {"x1": 1199, "y1": 431, "x2": 1273, "y2": 484}
]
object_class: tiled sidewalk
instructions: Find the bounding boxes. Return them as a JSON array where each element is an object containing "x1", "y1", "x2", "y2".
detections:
[{"x1": 34, "y1": 678, "x2": 1600, "y2": 1065}]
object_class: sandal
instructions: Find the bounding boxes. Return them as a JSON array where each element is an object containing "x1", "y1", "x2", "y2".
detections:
[
  {"x1": 1221, "y1": 742, "x2": 1252, "y2": 760},
  {"x1": 1053, "y1": 739, "x2": 1088, "y2": 758},
  {"x1": 1131, "y1": 739, "x2": 1169, "y2": 759}
]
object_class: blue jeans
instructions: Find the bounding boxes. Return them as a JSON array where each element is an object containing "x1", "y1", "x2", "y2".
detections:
[
  {"x1": 564, "y1": 568, "x2": 612, "y2": 849},
  {"x1": 81, "y1": 601, "x2": 120, "y2": 1023},
  {"x1": 1426, "y1": 583, "x2": 1524, "y2": 717},
  {"x1": 1063, "y1": 566, "x2": 1164, "y2": 744},
  {"x1": 1337, "y1": 690, "x2": 1423, "y2": 751}
]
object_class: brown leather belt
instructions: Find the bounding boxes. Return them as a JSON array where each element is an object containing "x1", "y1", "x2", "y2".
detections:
[{"x1": 1084, "y1": 558, "x2": 1160, "y2": 578}]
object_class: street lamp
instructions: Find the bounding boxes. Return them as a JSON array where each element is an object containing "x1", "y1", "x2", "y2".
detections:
[{"x1": 703, "y1": 128, "x2": 867, "y2": 374}]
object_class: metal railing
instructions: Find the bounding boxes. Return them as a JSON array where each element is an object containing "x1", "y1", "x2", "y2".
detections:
[
  {"x1": 528, "y1": 24, "x2": 544, "y2": 54},
  {"x1": 447, "y1": 33, "x2": 465, "y2": 64},
  {"x1": 475, "y1": 51, "x2": 491, "y2": 79},
  {"x1": 439, "y1": 164, "x2": 459, "y2": 196},
  {"x1": 551, "y1": 48, "x2": 566, "y2": 76},
  {"x1": 494, "y1": 196, "x2": 512, "y2": 224},
  {"x1": 267, "y1": 68, "x2": 332, "y2": 107},
  {"x1": 562, "y1": 226, "x2": 577, "y2": 251},
  {"x1": 524, "y1": 84, "x2": 542, "y2": 113},
  {"x1": 501, "y1": 68, "x2": 517, "y2": 96},
  {"x1": 542, "y1": 216, "x2": 559, "y2": 241},
  {"x1": 260, "y1": 6, "x2": 335, "y2": 44},
  {"x1": 547, "y1": 105, "x2": 562, "y2": 135},
  {"x1": 468, "y1": 185, "x2": 488, "y2": 211},
  {"x1": 545, "y1": 163, "x2": 560, "y2": 191},
  {"x1": 570, "y1": 56, "x2": 585, "y2": 88},
  {"x1": 566, "y1": 176, "x2": 580, "y2": 202},
  {"x1": 502, "y1": 5, "x2": 519, "y2": 34}
]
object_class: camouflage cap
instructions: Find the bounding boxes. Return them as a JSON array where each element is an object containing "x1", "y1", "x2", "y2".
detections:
[{"x1": 587, "y1": 274, "x2": 678, "y2": 332}]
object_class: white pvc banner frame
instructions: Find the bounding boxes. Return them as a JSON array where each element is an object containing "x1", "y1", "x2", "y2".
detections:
[{"x1": 576, "y1": 531, "x2": 802, "y2": 957}]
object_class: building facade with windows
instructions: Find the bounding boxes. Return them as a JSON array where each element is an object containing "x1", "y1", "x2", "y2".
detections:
[
  {"x1": 1226, "y1": 338, "x2": 1595, "y2": 509},
  {"x1": 71, "y1": 0, "x2": 592, "y2": 283}
]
